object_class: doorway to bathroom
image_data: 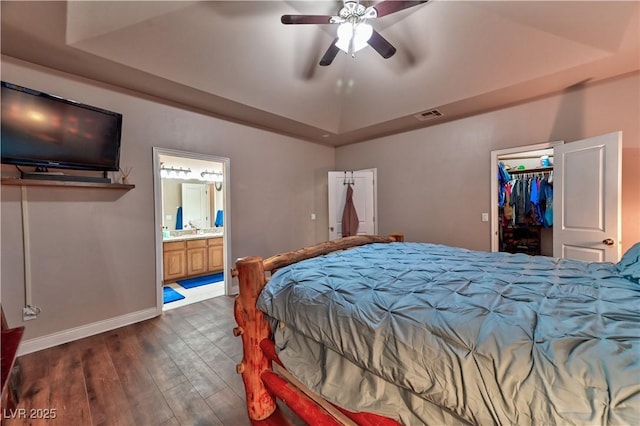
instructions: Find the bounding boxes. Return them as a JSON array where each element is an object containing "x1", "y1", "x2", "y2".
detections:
[{"x1": 152, "y1": 148, "x2": 231, "y2": 313}]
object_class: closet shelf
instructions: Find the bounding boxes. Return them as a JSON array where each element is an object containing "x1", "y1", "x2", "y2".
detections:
[
  {"x1": 1, "y1": 178, "x2": 135, "y2": 190},
  {"x1": 507, "y1": 166, "x2": 553, "y2": 175}
]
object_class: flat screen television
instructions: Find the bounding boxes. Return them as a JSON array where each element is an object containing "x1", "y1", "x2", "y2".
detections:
[{"x1": 1, "y1": 81, "x2": 122, "y2": 172}]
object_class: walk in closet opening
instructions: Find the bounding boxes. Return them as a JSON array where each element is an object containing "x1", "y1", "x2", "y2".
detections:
[{"x1": 490, "y1": 142, "x2": 562, "y2": 256}]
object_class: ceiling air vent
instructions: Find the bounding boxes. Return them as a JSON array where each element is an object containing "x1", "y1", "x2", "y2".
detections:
[{"x1": 414, "y1": 109, "x2": 443, "y2": 121}]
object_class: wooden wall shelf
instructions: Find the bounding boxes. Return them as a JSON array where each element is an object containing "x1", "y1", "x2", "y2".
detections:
[{"x1": 1, "y1": 178, "x2": 135, "y2": 190}]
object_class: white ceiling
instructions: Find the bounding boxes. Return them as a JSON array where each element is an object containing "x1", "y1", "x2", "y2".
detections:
[{"x1": 2, "y1": 1, "x2": 639, "y2": 146}]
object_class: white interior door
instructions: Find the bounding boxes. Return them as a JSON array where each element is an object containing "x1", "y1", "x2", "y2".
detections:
[
  {"x1": 554, "y1": 131, "x2": 621, "y2": 262},
  {"x1": 328, "y1": 170, "x2": 376, "y2": 240},
  {"x1": 181, "y1": 183, "x2": 210, "y2": 229}
]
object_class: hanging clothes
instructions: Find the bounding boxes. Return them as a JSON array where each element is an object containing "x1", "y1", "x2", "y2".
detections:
[
  {"x1": 498, "y1": 162, "x2": 511, "y2": 208},
  {"x1": 499, "y1": 167, "x2": 553, "y2": 256},
  {"x1": 540, "y1": 177, "x2": 553, "y2": 227},
  {"x1": 530, "y1": 177, "x2": 541, "y2": 224},
  {"x1": 503, "y1": 183, "x2": 513, "y2": 222},
  {"x1": 341, "y1": 184, "x2": 359, "y2": 237},
  {"x1": 505, "y1": 172, "x2": 553, "y2": 227},
  {"x1": 510, "y1": 177, "x2": 529, "y2": 225}
]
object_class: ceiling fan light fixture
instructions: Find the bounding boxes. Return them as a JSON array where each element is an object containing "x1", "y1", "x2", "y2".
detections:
[
  {"x1": 335, "y1": 22, "x2": 353, "y2": 53},
  {"x1": 353, "y1": 22, "x2": 373, "y2": 52},
  {"x1": 335, "y1": 22, "x2": 373, "y2": 54},
  {"x1": 282, "y1": 0, "x2": 428, "y2": 65}
]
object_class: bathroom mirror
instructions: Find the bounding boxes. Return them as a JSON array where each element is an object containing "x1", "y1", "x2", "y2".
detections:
[
  {"x1": 182, "y1": 183, "x2": 210, "y2": 229},
  {"x1": 159, "y1": 153, "x2": 225, "y2": 231},
  {"x1": 162, "y1": 178, "x2": 223, "y2": 230}
]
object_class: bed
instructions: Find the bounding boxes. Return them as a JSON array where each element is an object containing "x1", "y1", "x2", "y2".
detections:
[{"x1": 232, "y1": 234, "x2": 640, "y2": 425}]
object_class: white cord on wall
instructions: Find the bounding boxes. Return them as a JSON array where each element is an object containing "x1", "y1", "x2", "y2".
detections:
[{"x1": 20, "y1": 185, "x2": 33, "y2": 307}]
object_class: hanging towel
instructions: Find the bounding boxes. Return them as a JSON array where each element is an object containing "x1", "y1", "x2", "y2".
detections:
[
  {"x1": 175, "y1": 206, "x2": 183, "y2": 230},
  {"x1": 214, "y1": 210, "x2": 224, "y2": 227},
  {"x1": 341, "y1": 184, "x2": 359, "y2": 237}
]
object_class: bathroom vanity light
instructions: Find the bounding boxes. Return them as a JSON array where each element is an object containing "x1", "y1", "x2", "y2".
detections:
[
  {"x1": 160, "y1": 165, "x2": 192, "y2": 179},
  {"x1": 201, "y1": 170, "x2": 224, "y2": 191},
  {"x1": 200, "y1": 170, "x2": 223, "y2": 182}
]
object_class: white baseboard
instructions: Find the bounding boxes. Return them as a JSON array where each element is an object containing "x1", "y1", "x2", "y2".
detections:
[{"x1": 17, "y1": 307, "x2": 158, "y2": 356}]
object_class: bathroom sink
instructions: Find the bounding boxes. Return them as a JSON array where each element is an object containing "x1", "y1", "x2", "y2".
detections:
[{"x1": 163, "y1": 229, "x2": 223, "y2": 241}]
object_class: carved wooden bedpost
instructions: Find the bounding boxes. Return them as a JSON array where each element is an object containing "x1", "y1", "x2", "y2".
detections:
[
  {"x1": 389, "y1": 232, "x2": 404, "y2": 242},
  {"x1": 233, "y1": 256, "x2": 276, "y2": 421}
]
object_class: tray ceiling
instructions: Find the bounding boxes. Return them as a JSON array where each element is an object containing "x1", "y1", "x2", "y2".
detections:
[{"x1": 2, "y1": 1, "x2": 638, "y2": 146}]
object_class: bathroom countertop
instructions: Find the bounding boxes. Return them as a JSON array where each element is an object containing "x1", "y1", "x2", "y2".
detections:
[{"x1": 163, "y1": 233, "x2": 223, "y2": 242}]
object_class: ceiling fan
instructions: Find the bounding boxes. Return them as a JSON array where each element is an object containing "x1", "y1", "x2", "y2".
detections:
[{"x1": 281, "y1": 1, "x2": 428, "y2": 66}]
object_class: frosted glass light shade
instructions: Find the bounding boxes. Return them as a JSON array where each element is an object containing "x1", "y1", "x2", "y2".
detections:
[
  {"x1": 336, "y1": 22, "x2": 353, "y2": 52},
  {"x1": 353, "y1": 23, "x2": 372, "y2": 52},
  {"x1": 335, "y1": 22, "x2": 373, "y2": 54}
]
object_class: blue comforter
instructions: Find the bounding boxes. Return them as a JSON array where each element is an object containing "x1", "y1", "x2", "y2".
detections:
[{"x1": 257, "y1": 242, "x2": 640, "y2": 425}]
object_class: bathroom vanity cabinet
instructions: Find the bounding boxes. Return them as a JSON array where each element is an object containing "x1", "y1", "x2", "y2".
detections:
[
  {"x1": 163, "y1": 241, "x2": 187, "y2": 281},
  {"x1": 186, "y1": 239, "x2": 207, "y2": 276},
  {"x1": 163, "y1": 236, "x2": 223, "y2": 282},
  {"x1": 207, "y1": 237, "x2": 224, "y2": 272}
]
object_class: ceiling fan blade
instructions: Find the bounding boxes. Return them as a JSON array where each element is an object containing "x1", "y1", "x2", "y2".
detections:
[
  {"x1": 368, "y1": 30, "x2": 396, "y2": 59},
  {"x1": 372, "y1": 1, "x2": 428, "y2": 18},
  {"x1": 281, "y1": 15, "x2": 335, "y2": 24},
  {"x1": 319, "y1": 39, "x2": 341, "y2": 66}
]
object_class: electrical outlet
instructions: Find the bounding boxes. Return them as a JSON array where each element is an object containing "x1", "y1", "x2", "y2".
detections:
[
  {"x1": 23, "y1": 306, "x2": 40, "y2": 321},
  {"x1": 481, "y1": 213, "x2": 489, "y2": 222}
]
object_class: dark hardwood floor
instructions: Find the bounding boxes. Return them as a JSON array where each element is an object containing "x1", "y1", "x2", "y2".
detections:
[{"x1": 3, "y1": 296, "x2": 303, "y2": 426}]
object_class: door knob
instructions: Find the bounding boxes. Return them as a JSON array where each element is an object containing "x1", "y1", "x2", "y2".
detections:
[
  {"x1": 602, "y1": 238, "x2": 615, "y2": 246},
  {"x1": 330, "y1": 227, "x2": 334, "y2": 232}
]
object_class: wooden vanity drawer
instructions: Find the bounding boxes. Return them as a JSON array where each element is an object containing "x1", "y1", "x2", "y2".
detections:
[
  {"x1": 187, "y1": 239, "x2": 207, "y2": 249},
  {"x1": 164, "y1": 241, "x2": 186, "y2": 251},
  {"x1": 208, "y1": 237, "x2": 222, "y2": 246}
]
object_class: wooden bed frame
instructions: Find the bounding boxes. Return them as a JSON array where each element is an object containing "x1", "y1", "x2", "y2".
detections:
[{"x1": 232, "y1": 234, "x2": 405, "y2": 425}]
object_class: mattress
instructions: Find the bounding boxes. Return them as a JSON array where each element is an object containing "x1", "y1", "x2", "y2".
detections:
[{"x1": 257, "y1": 242, "x2": 640, "y2": 425}]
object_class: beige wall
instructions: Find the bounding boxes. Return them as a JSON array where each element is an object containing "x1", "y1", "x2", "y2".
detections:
[
  {"x1": 1, "y1": 57, "x2": 335, "y2": 340},
  {"x1": 3, "y1": 55, "x2": 638, "y2": 349},
  {"x1": 336, "y1": 72, "x2": 640, "y2": 253}
]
